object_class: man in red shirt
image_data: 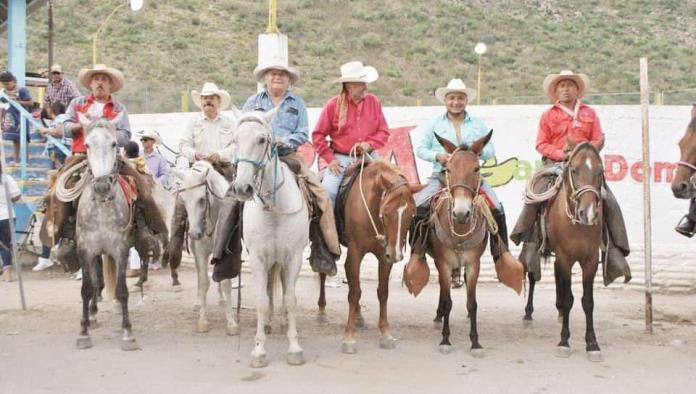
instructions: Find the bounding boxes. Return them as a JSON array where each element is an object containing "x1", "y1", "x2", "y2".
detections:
[
  {"x1": 510, "y1": 70, "x2": 631, "y2": 285},
  {"x1": 312, "y1": 61, "x2": 389, "y2": 204},
  {"x1": 40, "y1": 65, "x2": 167, "y2": 271}
]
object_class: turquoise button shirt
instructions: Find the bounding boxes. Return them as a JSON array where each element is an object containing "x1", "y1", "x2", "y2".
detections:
[{"x1": 416, "y1": 112, "x2": 494, "y2": 172}]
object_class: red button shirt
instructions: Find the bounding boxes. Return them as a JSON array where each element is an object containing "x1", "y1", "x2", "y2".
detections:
[
  {"x1": 536, "y1": 102, "x2": 603, "y2": 161},
  {"x1": 66, "y1": 94, "x2": 125, "y2": 153},
  {"x1": 312, "y1": 94, "x2": 390, "y2": 164}
]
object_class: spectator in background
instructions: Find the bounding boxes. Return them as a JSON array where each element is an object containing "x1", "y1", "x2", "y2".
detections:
[
  {"x1": 0, "y1": 71, "x2": 32, "y2": 165},
  {"x1": 136, "y1": 130, "x2": 169, "y2": 188},
  {"x1": 38, "y1": 101, "x2": 70, "y2": 169},
  {"x1": 0, "y1": 162, "x2": 22, "y2": 282},
  {"x1": 43, "y1": 64, "x2": 81, "y2": 110}
]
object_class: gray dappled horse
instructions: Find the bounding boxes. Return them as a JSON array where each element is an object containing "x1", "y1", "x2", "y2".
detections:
[
  {"x1": 230, "y1": 108, "x2": 310, "y2": 368},
  {"x1": 74, "y1": 115, "x2": 138, "y2": 351}
]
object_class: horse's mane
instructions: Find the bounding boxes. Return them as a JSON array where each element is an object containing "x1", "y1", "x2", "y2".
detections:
[{"x1": 237, "y1": 111, "x2": 270, "y2": 129}]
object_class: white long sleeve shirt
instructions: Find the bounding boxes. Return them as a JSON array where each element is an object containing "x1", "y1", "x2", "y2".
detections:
[{"x1": 179, "y1": 112, "x2": 236, "y2": 163}]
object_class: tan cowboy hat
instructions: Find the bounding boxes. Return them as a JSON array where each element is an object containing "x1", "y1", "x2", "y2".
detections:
[
  {"x1": 135, "y1": 129, "x2": 161, "y2": 144},
  {"x1": 253, "y1": 58, "x2": 300, "y2": 85},
  {"x1": 78, "y1": 64, "x2": 124, "y2": 93},
  {"x1": 435, "y1": 78, "x2": 477, "y2": 104},
  {"x1": 191, "y1": 82, "x2": 232, "y2": 110},
  {"x1": 543, "y1": 70, "x2": 590, "y2": 102},
  {"x1": 333, "y1": 61, "x2": 379, "y2": 84},
  {"x1": 50, "y1": 64, "x2": 63, "y2": 74}
]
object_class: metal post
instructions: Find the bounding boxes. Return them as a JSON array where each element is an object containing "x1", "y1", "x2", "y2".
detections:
[
  {"x1": 92, "y1": 2, "x2": 127, "y2": 65},
  {"x1": 48, "y1": 0, "x2": 54, "y2": 71},
  {"x1": 639, "y1": 57, "x2": 653, "y2": 334},
  {"x1": 267, "y1": 0, "x2": 279, "y2": 33},
  {"x1": 8, "y1": 0, "x2": 27, "y2": 87},
  {"x1": 19, "y1": 119, "x2": 26, "y2": 181},
  {"x1": 476, "y1": 54, "x2": 482, "y2": 105}
]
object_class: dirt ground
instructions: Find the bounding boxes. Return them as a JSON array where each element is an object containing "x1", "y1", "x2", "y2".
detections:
[{"x1": 1, "y1": 259, "x2": 695, "y2": 394}]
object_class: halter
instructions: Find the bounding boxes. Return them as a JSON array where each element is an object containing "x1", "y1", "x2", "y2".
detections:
[
  {"x1": 443, "y1": 148, "x2": 482, "y2": 238},
  {"x1": 176, "y1": 165, "x2": 224, "y2": 237},
  {"x1": 563, "y1": 142, "x2": 603, "y2": 225}
]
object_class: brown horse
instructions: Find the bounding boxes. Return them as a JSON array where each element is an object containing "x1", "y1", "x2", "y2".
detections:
[
  {"x1": 341, "y1": 160, "x2": 424, "y2": 353},
  {"x1": 427, "y1": 132, "x2": 499, "y2": 356},
  {"x1": 672, "y1": 106, "x2": 696, "y2": 199},
  {"x1": 525, "y1": 138, "x2": 605, "y2": 361}
]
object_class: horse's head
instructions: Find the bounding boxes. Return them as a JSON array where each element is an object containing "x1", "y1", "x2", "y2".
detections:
[
  {"x1": 231, "y1": 108, "x2": 280, "y2": 200},
  {"x1": 82, "y1": 113, "x2": 122, "y2": 198},
  {"x1": 564, "y1": 137, "x2": 604, "y2": 225},
  {"x1": 174, "y1": 161, "x2": 226, "y2": 240},
  {"x1": 672, "y1": 111, "x2": 696, "y2": 199},
  {"x1": 436, "y1": 131, "x2": 492, "y2": 224},
  {"x1": 370, "y1": 162, "x2": 425, "y2": 263}
]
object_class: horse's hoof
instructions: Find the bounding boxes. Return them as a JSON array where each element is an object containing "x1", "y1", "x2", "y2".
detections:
[
  {"x1": 316, "y1": 313, "x2": 328, "y2": 324},
  {"x1": 438, "y1": 344, "x2": 453, "y2": 354},
  {"x1": 250, "y1": 355, "x2": 269, "y2": 368},
  {"x1": 356, "y1": 318, "x2": 366, "y2": 329},
  {"x1": 76, "y1": 335, "x2": 92, "y2": 349},
  {"x1": 341, "y1": 340, "x2": 357, "y2": 354},
  {"x1": 192, "y1": 304, "x2": 200, "y2": 312},
  {"x1": 197, "y1": 321, "x2": 210, "y2": 333},
  {"x1": 88, "y1": 317, "x2": 98, "y2": 328},
  {"x1": 264, "y1": 325, "x2": 272, "y2": 335},
  {"x1": 379, "y1": 336, "x2": 397, "y2": 350},
  {"x1": 226, "y1": 325, "x2": 241, "y2": 336},
  {"x1": 286, "y1": 351, "x2": 305, "y2": 366},
  {"x1": 121, "y1": 337, "x2": 140, "y2": 351},
  {"x1": 556, "y1": 346, "x2": 571, "y2": 358},
  {"x1": 470, "y1": 348, "x2": 485, "y2": 358},
  {"x1": 587, "y1": 350, "x2": 603, "y2": 362}
]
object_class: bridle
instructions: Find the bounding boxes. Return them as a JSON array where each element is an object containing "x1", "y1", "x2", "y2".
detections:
[
  {"x1": 176, "y1": 165, "x2": 224, "y2": 237},
  {"x1": 442, "y1": 148, "x2": 482, "y2": 238},
  {"x1": 563, "y1": 142, "x2": 603, "y2": 225}
]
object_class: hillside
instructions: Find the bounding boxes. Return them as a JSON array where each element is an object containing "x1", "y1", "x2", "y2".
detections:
[{"x1": 2, "y1": 0, "x2": 695, "y2": 112}]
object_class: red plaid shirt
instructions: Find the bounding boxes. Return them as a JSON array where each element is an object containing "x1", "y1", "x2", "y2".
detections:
[{"x1": 44, "y1": 78, "x2": 81, "y2": 107}]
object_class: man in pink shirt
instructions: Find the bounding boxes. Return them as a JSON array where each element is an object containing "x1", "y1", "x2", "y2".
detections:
[
  {"x1": 312, "y1": 61, "x2": 390, "y2": 204},
  {"x1": 510, "y1": 70, "x2": 630, "y2": 286}
]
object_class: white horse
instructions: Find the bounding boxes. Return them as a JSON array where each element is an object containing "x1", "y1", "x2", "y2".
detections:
[
  {"x1": 172, "y1": 161, "x2": 240, "y2": 335},
  {"x1": 231, "y1": 108, "x2": 309, "y2": 368}
]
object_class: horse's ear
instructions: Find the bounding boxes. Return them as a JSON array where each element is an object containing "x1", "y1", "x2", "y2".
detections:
[
  {"x1": 592, "y1": 134, "x2": 605, "y2": 152},
  {"x1": 409, "y1": 183, "x2": 427, "y2": 194},
  {"x1": 434, "y1": 133, "x2": 457, "y2": 154},
  {"x1": 262, "y1": 106, "x2": 280, "y2": 125},
  {"x1": 77, "y1": 113, "x2": 92, "y2": 130},
  {"x1": 108, "y1": 111, "x2": 125, "y2": 128},
  {"x1": 470, "y1": 129, "x2": 493, "y2": 154},
  {"x1": 171, "y1": 168, "x2": 186, "y2": 180},
  {"x1": 230, "y1": 105, "x2": 243, "y2": 121}
]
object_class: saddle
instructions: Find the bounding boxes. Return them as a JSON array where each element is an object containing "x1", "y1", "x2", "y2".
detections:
[{"x1": 334, "y1": 160, "x2": 374, "y2": 247}]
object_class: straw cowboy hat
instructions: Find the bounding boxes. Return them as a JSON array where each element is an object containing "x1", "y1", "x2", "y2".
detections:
[
  {"x1": 135, "y1": 129, "x2": 161, "y2": 144},
  {"x1": 543, "y1": 70, "x2": 589, "y2": 102},
  {"x1": 435, "y1": 79, "x2": 477, "y2": 104},
  {"x1": 78, "y1": 64, "x2": 124, "y2": 93},
  {"x1": 191, "y1": 82, "x2": 231, "y2": 111},
  {"x1": 333, "y1": 61, "x2": 379, "y2": 84},
  {"x1": 253, "y1": 58, "x2": 300, "y2": 85}
]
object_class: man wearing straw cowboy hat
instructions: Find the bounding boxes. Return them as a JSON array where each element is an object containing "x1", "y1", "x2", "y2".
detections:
[
  {"x1": 405, "y1": 78, "x2": 523, "y2": 292},
  {"x1": 136, "y1": 129, "x2": 169, "y2": 187},
  {"x1": 210, "y1": 58, "x2": 341, "y2": 276},
  {"x1": 510, "y1": 70, "x2": 631, "y2": 285},
  {"x1": 39, "y1": 64, "x2": 168, "y2": 270},
  {"x1": 164, "y1": 82, "x2": 238, "y2": 280},
  {"x1": 313, "y1": 61, "x2": 390, "y2": 203}
]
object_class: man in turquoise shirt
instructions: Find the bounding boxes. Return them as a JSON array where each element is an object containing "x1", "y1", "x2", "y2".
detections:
[{"x1": 409, "y1": 79, "x2": 513, "y2": 286}]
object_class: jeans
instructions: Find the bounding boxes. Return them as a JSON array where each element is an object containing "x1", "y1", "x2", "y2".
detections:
[
  {"x1": 322, "y1": 153, "x2": 379, "y2": 205},
  {"x1": 0, "y1": 219, "x2": 14, "y2": 268}
]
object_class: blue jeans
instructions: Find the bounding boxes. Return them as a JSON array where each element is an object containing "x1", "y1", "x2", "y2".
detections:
[
  {"x1": 0, "y1": 219, "x2": 14, "y2": 268},
  {"x1": 322, "y1": 153, "x2": 379, "y2": 205}
]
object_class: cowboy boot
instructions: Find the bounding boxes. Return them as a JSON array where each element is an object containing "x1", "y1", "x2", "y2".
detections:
[
  {"x1": 510, "y1": 202, "x2": 541, "y2": 245},
  {"x1": 163, "y1": 198, "x2": 187, "y2": 268},
  {"x1": 309, "y1": 216, "x2": 338, "y2": 276},
  {"x1": 490, "y1": 208, "x2": 524, "y2": 294},
  {"x1": 603, "y1": 239, "x2": 632, "y2": 286},
  {"x1": 675, "y1": 199, "x2": 696, "y2": 237},
  {"x1": 212, "y1": 200, "x2": 243, "y2": 282}
]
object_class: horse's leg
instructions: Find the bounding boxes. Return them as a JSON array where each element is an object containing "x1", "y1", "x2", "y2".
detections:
[
  {"x1": 76, "y1": 254, "x2": 93, "y2": 349},
  {"x1": 317, "y1": 273, "x2": 328, "y2": 323},
  {"x1": 95, "y1": 256, "x2": 104, "y2": 302},
  {"x1": 116, "y1": 249, "x2": 138, "y2": 351},
  {"x1": 221, "y1": 279, "x2": 240, "y2": 336},
  {"x1": 88, "y1": 257, "x2": 100, "y2": 328},
  {"x1": 251, "y1": 260, "x2": 270, "y2": 368},
  {"x1": 377, "y1": 256, "x2": 396, "y2": 350},
  {"x1": 134, "y1": 257, "x2": 149, "y2": 288},
  {"x1": 582, "y1": 257, "x2": 602, "y2": 362},
  {"x1": 435, "y1": 259, "x2": 454, "y2": 354},
  {"x1": 194, "y1": 244, "x2": 211, "y2": 333},
  {"x1": 466, "y1": 257, "x2": 484, "y2": 357},
  {"x1": 170, "y1": 264, "x2": 181, "y2": 288},
  {"x1": 342, "y1": 247, "x2": 363, "y2": 354},
  {"x1": 283, "y1": 253, "x2": 305, "y2": 366},
  {"x1": 554, "y1": 256, "x2": 573, "y2": 358},
  {"x1": 217, "y1": 279, "x2": 225, "y2": 306},
  {"x1": 524, "y1": 271, "x2": 536, "y2": 323},
  {"x1": 265, "y1": 268, "x2": 275, "y2": 334}
]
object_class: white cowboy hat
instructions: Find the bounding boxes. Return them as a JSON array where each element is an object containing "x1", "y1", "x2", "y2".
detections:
[
  {"x1": 543, "y1": 70, "x2": 590, "y2": 102},
  {"x1": 135, "y1": 129, "x2": 161, "y2": 144},
  {"x1": 78, "y1": 64, "x2": 124, "y2": 93},
  {"x1": 191, "y1": 82, "x2": 232, "y2": 111},
  {"x1": 435, "y1": 79, "x2": 477, "y2": 104},
  {"x1": 253, "y1": 59, "x2": 300, "y2": 85},
  {"x1": 333, "y1": 61, "x2": 379, "y2": 84}
]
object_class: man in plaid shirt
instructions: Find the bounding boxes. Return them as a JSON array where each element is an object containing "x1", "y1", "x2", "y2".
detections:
[{"x1": 43, "y1": 64, "x2": 81, "y2": 108}]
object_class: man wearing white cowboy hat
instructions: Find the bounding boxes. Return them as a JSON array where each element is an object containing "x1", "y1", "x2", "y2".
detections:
[
  {"x1": 137, "y1": 129, "x2": 169, "y2": 187},
  {"x1": 164, "y1": 82, "x2": 238, "y2": 278},
  {"x1": 39, "y1": 64, "x2": 168, "y2": 272},
  {"x1": 210, "y1": 60, "x2": 342, "y2": 277},
  {"x1": 406, "y1": 78, "x2": 521, "y2": 288},
  {"x1": 313, "y1": 61, "x2": 389, "y2": 204},
  {"x1": 510, "y1": 70, "x2": 631, "y2": 286}
]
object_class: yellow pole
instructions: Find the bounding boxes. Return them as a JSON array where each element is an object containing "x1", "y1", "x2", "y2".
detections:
[
  {"x1": 181, "y1": 90, "x2": 189, "y2": 112},
  {"x1": 477, "y1": 54, "x2": 482, "y2": 105},
  {"x1": 91, "y1": 2, "x2": 127, "y2": 65},
  {"x1": 266, "y1": 0, "x2": 279, "y2": 33}
]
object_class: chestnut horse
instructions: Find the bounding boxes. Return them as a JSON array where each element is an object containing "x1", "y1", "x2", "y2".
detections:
[
  {"x1": 341, "y1": 159, "x2": 423, "y2": 353},
  {"x1": 672, "y1": 106, "x2": 696, "y2": 199}
]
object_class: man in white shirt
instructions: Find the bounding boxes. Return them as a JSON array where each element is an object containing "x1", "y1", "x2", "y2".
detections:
[{"x1": 1, "y1": 170, "x2": 21, "y2": 282}]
